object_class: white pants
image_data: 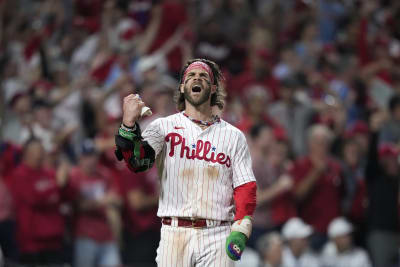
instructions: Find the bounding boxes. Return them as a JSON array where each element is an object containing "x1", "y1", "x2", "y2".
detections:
[{"x1": 156, "y1": 223, "x2": 234, "y2": 267}]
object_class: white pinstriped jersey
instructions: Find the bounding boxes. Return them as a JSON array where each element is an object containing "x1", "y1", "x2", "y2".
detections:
[{"x1": 142, "y1": 112, "x2": 256, "y2": 221}]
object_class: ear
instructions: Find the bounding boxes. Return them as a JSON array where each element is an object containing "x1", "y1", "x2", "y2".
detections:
[{"x1": 180, "y1": 83, "x2": 184, "y2": 94}]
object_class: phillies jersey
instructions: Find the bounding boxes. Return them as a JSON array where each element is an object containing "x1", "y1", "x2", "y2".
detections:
[{"x1": 142, "y1": 112, "x2": 256, "y2": 221}]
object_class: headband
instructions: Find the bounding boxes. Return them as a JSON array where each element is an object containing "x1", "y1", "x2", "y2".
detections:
[{"x1": 183, "y1": 61, "x2": 214, "y2": 84}]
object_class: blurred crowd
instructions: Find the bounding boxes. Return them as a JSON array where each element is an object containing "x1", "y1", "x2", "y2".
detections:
[{"x1": 1, "y1": 0, "x2": 400, "y2": 266}]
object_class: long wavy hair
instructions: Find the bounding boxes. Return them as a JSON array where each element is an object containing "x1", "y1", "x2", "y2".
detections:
[{"x1": 174, "y1": 58, "x2": 226, "y2": 111}]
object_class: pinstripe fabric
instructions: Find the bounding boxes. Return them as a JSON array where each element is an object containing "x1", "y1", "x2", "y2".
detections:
[
  {"x1": 143, "y1": 112, "x2": 255, "y2": 267},
  {"x1": 142, "y1": 112, "x2": 256, "y2": 221}
]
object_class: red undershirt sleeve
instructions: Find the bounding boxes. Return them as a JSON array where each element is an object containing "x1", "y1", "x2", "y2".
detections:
[{"x1": 233, "y1": 181, "x2": 257, "y2": 221}]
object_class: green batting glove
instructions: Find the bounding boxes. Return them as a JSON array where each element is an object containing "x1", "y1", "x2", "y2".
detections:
[
  {"x1": 225, "y1": 216, "x2": 253, "y2": 261},
  {"x1": 225, "y1": 231, "x2": 247, "y2": 261}
]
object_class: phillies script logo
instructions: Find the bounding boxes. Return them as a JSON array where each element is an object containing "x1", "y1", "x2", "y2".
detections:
[{"x1": 165, "y1": 133, "x2": 231, "y2": 167}]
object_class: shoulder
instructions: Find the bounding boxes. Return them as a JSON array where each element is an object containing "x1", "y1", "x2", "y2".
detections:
[{"x1": 219, "y1": 120, "x2": 247, "y2": 141}]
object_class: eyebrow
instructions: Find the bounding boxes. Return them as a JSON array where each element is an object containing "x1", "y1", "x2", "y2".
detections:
[{"x1": 187, "y1": 71, "x2": 209, "y2": 76}]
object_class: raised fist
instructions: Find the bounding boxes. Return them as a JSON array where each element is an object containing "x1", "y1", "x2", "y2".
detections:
[{"x1": 122, "y1": 94, "x2": 145, "y2": 127}]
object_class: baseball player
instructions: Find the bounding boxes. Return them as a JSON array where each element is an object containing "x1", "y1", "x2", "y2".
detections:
[{"x1": 115, "y1": 58, "x2": 257, "y2": 266}]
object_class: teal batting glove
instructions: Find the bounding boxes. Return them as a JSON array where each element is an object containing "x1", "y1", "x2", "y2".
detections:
[{"x1": 225, "y1": 216, "x2": 253, "y2": 261}]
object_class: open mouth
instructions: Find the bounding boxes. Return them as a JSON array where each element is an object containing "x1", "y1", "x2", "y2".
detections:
[{"x1": 192, "y1": 85, "x2": 202, "y2": 93}]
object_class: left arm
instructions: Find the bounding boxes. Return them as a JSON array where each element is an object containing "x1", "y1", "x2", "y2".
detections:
[{"x1": 226, "y1": 132, "x2": 257, "y2": 261}]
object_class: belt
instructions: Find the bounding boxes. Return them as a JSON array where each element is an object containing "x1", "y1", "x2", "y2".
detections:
[{"x1": 162, "y1": 217, "x2": 229, "y2": 228}]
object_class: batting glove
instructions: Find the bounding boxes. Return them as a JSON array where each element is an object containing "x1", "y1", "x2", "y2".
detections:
[{"x1": 225, "y1": 216, "x2": 252, "y2": 261}]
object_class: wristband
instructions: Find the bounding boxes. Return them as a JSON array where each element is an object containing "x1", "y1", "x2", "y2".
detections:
[
  {"x1": 121, "y1": 123, "x2": 137, "y2": 132},
  {"x1": 231, "y1": 216, "x2": 253, "y2": 239},
  {"x1": 118, "y1": 127, "x2": 137, "y2": 141}
]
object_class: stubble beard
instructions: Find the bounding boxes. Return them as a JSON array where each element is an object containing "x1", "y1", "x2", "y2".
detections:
[{"x1": 183, "y1": 83, "x2": 211, "y2": 107}]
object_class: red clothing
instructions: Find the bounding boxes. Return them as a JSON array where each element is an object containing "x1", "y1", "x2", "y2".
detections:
[
  {"x1": 0, "y1": 180, "x2": 13, "y2": 221},
  {"x1": 10, "y1": 164, "x2": 64, "y2": 253},
  {"x1": 290, "y1": 157, "x2": 342, "y2": 233},
  {"x1": 66, "y1": 165, "x2": 117, "y2": 242},
  {"x1": 0, "y1": 142, "x2": 21, "y2": 187},
  {"x1": 228, "y1": 71, "x2": 280, "y2": 101},
  {"x1": 236, "y1": 113, "x2": 283, "y2": 135},
  {"x1": 116, "y1": 167, "x2": 160, "y2": 236},
  {"x1": 270, "y1": 191, "x2": 297, "y2": 226},
  {"x1": 148, "y1": 0, "x2": 187, "y2": 73}
]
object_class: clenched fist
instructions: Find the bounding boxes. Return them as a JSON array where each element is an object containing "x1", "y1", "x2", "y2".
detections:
[{"x1": 122, "y1": 94, "x2": 145, "y2": 127}]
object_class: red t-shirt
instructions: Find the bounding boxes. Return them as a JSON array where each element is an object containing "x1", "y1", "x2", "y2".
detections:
[
  {"x1": 290, "y1": 157, "x2": 342, "y2": 233},
  {"x1": 116, "y1": 167, "x2": 160, "y2": 236},
  {"x1": 10, "y1": 164, "x2": 64, "y2": 253},
  {"x1": 67, "y1": 165, "x2": 117, "y2": 242}
]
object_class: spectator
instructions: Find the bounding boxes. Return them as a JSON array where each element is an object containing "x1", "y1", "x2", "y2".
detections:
[
  {"x1": 249, "y1": 123, "x2": 295, "y2": 248},
  {"x1": 339, "y1": 138, "x2": 367, "y2": 247},
  {"x1": 118, "y1": 169, "x2": 160, "y2": 267},
  {"x1": 235, "y1": 86, "x2": 282, "y2": 134},
  {"x1": 365, "y1": 111, "x2": 400, "y2": 267},
  {"x1": 256, "y1": 232, "x2": 283, "y2": 267},
  {"x1": 229, "y1": 48, "x2": 280, "y2": 101},
  {"x1": 321, "y1": 217, "x2": 372, "y2": 267},
  {"x1": 1, "y1": 92, "x2": 32, "y2": 146},
  {"x1": 9, "y1": 138, "x2": 67, "y2": 266},
  {"x1": 20, "y1": 100, "x2": 56, "y2": 153},
  {"x1": 0, "y1": 177, "x2": 17, "y2": 263},
  {"x1": 290, "y1": 124, "x2": 343, "y2": 251},
  {"x1": 66, "y1": 139, "x2": 122, "y2": 267},
  {"x1": 281, "y1": 218, "x2": 320, "y2": 267},
  {"x1": 0, "y1": 142, "x2": 21, "y2": 262},
  {"x1": 268, "y1": 77, "x2": 314, "y2": 156}
]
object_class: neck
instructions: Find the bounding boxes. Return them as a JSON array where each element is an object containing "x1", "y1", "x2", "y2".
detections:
[{"x1": 184, "y1": 101, "x2": 213, "y2": 121}]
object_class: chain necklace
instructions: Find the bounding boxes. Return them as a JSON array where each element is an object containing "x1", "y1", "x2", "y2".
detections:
[{"x1": 183, "y1": 112, "x2": 220, "y2": 126}]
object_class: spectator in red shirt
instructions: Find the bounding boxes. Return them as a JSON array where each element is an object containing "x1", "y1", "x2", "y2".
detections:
[
  {"x1": 0, "y1": 176, "x2": 17, "y2": 263},
  {"x1": 10, "y1": 138, "x2": 66, "y2": 265},
  {"x1": 290, "y1": 124, "x2": 343, "y2": 251},
  {"x1": 248, "y1": 123, "x2": 295, "y2": 249},
  {"x1": 66, "y1": 139, "x2": 121, "y2": 267},
  {"x1": 119, "y1": 167, "x2": 160, "y2": 267},
  {"x1": 0, "y1": 142, "x2": 21, "y2": 262}
]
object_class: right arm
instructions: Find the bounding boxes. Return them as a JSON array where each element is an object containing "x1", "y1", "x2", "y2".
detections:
[
  {"x1": 294, "y1": 167, "x2": 323, "y2": 201},
  {"x1": 115, "y1": 94, "x2": 163, "y2": 173}
]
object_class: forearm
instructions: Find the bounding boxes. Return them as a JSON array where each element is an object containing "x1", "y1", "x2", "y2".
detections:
[
  {"x1": 115, "y1": 123, "x2": 155, "y2": 173},
  {"x1": 257, "y1": 183, "x2": 285, "y2": 206},
  {"x1": 226, "y1": 181, "x2": 257, "y2": 261},
  {"x1": 294, "y1": 169, "x2": 320, "y2": 201},
  {"x1": 233, "y1": 182, "x2": 257, "y2": 221}
]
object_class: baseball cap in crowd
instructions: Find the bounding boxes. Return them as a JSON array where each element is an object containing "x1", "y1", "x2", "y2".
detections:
[
  {"x1": 328, "y1": 217, "x2": 353, "y2": 239},
  {"x1": 282, "y1": 218, "x2": 313, "y2": 240},
  {"x1": 78, "y1": 139, "x2": 98, "y2": 156}
]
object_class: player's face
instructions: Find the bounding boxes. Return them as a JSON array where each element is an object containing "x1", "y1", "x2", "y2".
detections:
[{"x1": 181, "y1": 68, "x2": 214, "y2": 107}]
